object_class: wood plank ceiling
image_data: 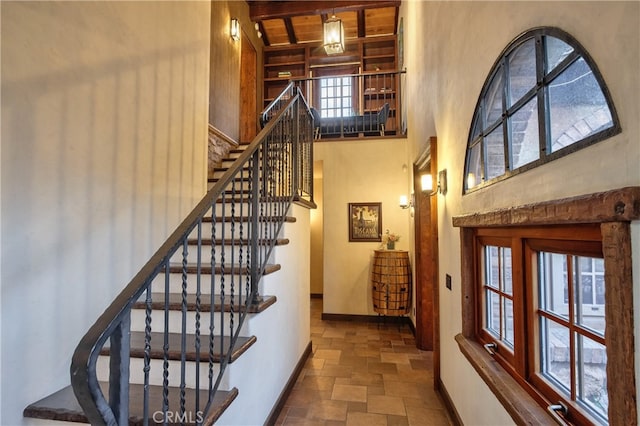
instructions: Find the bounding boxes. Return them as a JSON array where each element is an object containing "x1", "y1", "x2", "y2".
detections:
[{"x1": 248, "y1": 1, "x2": 400, "y2": 47}]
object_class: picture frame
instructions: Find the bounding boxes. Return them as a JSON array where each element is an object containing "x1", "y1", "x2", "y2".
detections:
[{"x1": 348, "y1": 202, "x2": 382, "y2": 242}]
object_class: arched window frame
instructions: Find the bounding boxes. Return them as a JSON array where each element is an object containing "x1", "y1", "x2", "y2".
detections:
[{"x1": 463, "y1": 27, "x2": 621, "y2": 194}]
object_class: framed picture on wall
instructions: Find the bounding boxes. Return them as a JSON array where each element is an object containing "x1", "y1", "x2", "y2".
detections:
[{"x1": 348, "y1": 202, "x2": 382, "y2": 242}]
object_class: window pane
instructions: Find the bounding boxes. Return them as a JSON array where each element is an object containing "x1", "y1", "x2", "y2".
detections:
[
  {"x1": 467, "y1": 141, "x2": 482, "y2": 189},
  {"x1": 484, "y1": 69, "x2": 504, "y2": 127},
  {"x1": 545, "y1": 36, "x2": 574, "y2": 74},
  {"x1": 540, "y1": 317, "x2": 571, "y2": 394},
  {"x1": 574, "y1": 256, "x2": 606, "y2": 336},
  {"x1": 502, "y1": 248, "x2": 512, "y2": 295},
  {"x1": 576, "y1": 334, "x2": 608, "y2": 421},
  {"x1": 471, "y1": 116, "x2": 483, "y2": 140},
  {"x1": 508, "y1": 38, "x2": 537, "y2": 106},
  {"x1": 548, "y1": 58, "x2": 613, "y2": 153},
  {"x1": 485, "y1": 246, "x2": 500, "y2": 289},
  {"x1": 484, "y1": 126, "x2": 505, "y2": 180},
  {"x1": 486, "y1": 289, "x2": 501, "y2": 337},
  {"x1": 539, "y1": 252, "x2": 569, "y2": 320},
  {"x1": 509, "y1": 97, "x2": 540, "y2": 169},
  {"x1": 575, "y1": 256, "x2": 594, "y2": 305},
  {"x1": 503, "y1": 298, "x2": 514, "y2": 348}
]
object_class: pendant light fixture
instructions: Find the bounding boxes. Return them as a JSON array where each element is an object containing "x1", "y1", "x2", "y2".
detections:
[{"x1": 323, "y1": 14, "x2": 344, "y2": 55}]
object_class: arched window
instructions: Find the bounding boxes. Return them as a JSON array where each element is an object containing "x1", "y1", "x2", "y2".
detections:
[{"x1": 464, "y1": 27, "x2": 620, "y2": 193}]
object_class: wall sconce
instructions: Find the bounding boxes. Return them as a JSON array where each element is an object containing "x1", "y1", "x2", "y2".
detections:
[
  {"x1": 399, "y1": 194, "x2": 414, "y2": 209},
  {"x1": 323, "y1": 15, "x2": 345, "y2": 55},
  {"x1": 421, "y1": 169, "x2": 448, "y2": 196},
  {"x1": 230, "y1": 18, "x2": 240, "y2": 41}
]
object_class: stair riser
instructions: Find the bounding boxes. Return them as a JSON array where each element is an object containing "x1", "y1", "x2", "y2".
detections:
[
  {"x1": 148, "y1": 273, "x2": 260, "y2": 296},
  {"x1": 130, "y1": 309, "x2": 250, "y2": 335},
  {"x1": 96, "y1": 356, "x2": 227, "y2": 389},
  {"x1": 169, "y1": 245, "x2": 258, "y2": 265}
]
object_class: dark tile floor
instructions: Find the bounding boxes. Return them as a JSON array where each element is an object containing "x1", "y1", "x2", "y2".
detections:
[{"x1": 275, "y1": 298, "x2": 452, "y2": 425}]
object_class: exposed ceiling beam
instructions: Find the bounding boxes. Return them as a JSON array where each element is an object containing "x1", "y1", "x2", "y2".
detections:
[
  {"x1": 357, "y1": 10, "x2": 365, "y2": 38},
  {"x1": 249, "y1": 1, "x2": 400, "y2": 21},
  {"x1": 257, "y1": 21, "x2": 270, "y2": 46},
  {"x1": 284, "y1": 17, "x2": 297, "y2": 44}
]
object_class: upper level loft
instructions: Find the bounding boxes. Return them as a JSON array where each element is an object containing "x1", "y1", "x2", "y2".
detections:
[
  {"x1": 262, "y1": 36, "x2": 405, "y2": 140},
  {"x1": 251, "y1": 1, "x2": 405, "y2": 141}
]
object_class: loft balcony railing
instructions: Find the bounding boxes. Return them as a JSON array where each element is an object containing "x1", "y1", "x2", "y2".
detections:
[
  {"x1": 290, "y1": 70, "x2": 406, "y2": 140},
  {"x1": 70, "y1": 83, "x2": 313, "y2": 425}
]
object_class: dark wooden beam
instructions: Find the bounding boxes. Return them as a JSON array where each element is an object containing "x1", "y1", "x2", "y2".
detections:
[
  {"x1": 357, "y1": 9, "x2": 365, "y2": 38},
  {"x1": 257, "y1": 21, "x2": 270, "y2": 46},
  {"x1": 284, "y1": 17, "x2": 297, "y2": 44},
  {"x1": 249, "y1": 1, "x2": 400, "y2": 21}
]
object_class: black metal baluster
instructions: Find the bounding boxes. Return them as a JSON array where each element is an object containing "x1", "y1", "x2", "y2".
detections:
[
  {"x1": 219, "y1": 194, "x2": 226, "y2": 373},
  {"x1": 251, "y1": 152, "x2": 261, "y2": 303},
  {"x1": 143, "y1": 285, "x2": 153, "y2": 425},
  {"x1": 109, "y1": 314, "x2": 130, "y2": 425},
  {"x1": 194, "y1": 220, "x2": 202, "y2": 423},
  {"x1": 163, "y1": 265, "x2": 171, "y2": 424},
  {"x1": 208, "y1": 206, "x2": 216, "y2": 399},
  {"x1": 229, "y1": 180, "x2": 236, "y2": 355},
  {"x1": 179, "y1": 239, "x2": 188, "y2": 422}
]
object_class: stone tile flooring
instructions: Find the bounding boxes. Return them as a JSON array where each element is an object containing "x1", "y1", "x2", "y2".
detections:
[{"x1": 275, "y1": 298, "x2": 453, "y2": 425}]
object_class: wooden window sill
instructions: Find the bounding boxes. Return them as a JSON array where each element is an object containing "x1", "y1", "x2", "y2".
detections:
[{"x1": 454, "y1": 334, "x2": 554, "y2": 425}]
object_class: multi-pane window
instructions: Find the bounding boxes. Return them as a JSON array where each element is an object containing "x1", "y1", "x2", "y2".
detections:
[
  {"x1": 536, "y1": 250, "x2": 607, "y2": 423},
  {"x1": 481, "y1": 245, "x2": 514, "y2": 350},
  {"x1": 464, "y1": 27, "x2": 620, "y2": 192},
  {"x1": 319, "y1": 77, "x2": 353, "y2": 118},
  {"x1": 475, "y1": 226, "x2": 607, "y2": 425}
]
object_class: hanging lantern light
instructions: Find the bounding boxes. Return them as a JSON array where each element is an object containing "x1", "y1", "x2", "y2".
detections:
[{"x1": 323, "y1": 15, "x2": 344, "y2": 55}]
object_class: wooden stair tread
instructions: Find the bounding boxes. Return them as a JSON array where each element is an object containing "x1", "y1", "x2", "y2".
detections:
[
  {"x1": 186, "y1": 237, "x2": 289, "y2": 246},
  {"x1": 165, "y1": 263, "x2": 281, "y2": 275},
  {"x1": 102, "y1": 332, "x2": 256, "y2": 363},
  {"x1": 133, "y1": 293, "x2": 277, "y2": 314},
  {"x1": 208, "y1": 176, "x2": 251, "y2": 183},
  {"x1": 214, "y1": 196, "x2": 293, "y2": 204},
  {"x1": 23, "y1": 383, "x2": 238, "y2": 425},
  {"x1": 202, "y1": 215, "x2": 296, "y2": 223}
]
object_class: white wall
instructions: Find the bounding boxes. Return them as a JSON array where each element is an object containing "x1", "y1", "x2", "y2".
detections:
[
  {"x1": 310, "y1": 161, "x2": 324, "y2": 295},
  {"x1": 0, "y1": 2, "x2": 210, "y2": 424},
  {"x1": 315, "y1": 138, "x2": 411, "y2": 315},
  {"x1": 401, "y1": 1, "x2": 639, "y2": 424},
  {"x1": 217, "y1": 203, "x2": 311, "y2": 425}
]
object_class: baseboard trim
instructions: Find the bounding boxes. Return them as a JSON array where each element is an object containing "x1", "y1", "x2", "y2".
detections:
[
  {"x1": 264, "y1": 340, "x2": 313, "y2": 425},
  {"x1": 321, "y1": 312, "x2": 411, "y2": 326},
  {"x1": 437, "y1": 377, "x2": 463, "y2": 426}
]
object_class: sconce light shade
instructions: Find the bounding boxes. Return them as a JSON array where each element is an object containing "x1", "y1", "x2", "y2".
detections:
[
  {"x1": 422, "y1": 169, "x2": 448, "y2": 196},
  {"x1": 323, "y1": 16, "x2": 345, "y2": 55},
  {"x1": 230, "y1": 18, "x2": 240, "y2": 41},
  {"x1": 399, "y1": 195, "x2": 409, "y2": 209},
  {"x1": 421, "y1": 174, "x2": 433, "y2": 192}
]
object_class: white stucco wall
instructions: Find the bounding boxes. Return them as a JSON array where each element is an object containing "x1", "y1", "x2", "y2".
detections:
[
  {"x1": 401, "y1": 1, "x2": 639, "y2": 424},
  {"x1": 315, "y1": 138, "x2": 412, "y2": 315},
  {"x1": 0, "y1": 2, "x2": 210, "y2": 424}
]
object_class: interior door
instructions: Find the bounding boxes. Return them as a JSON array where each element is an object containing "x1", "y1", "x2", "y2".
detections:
[{"x1": 240, "y1": 29, "x2": 257, "y2": 143}]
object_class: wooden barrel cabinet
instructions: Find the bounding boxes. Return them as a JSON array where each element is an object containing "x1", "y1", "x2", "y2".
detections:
[{"x1": 371, "y1": 250, "x2": 412, "y2": 316}]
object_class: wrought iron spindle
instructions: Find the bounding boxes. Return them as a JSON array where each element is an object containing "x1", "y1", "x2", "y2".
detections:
[{"x1": 179, "y1": 239, "x2": 188, "y2": 418}]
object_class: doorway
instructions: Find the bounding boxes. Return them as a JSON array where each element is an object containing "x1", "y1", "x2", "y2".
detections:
[{"x1": 239, "y1": 29, "x2": 257, "y2": 144}]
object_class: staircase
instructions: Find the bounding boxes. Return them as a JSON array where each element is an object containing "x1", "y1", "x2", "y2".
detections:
[{"x1": 23, "y1": 85, "x2": 314, "y2": 425}]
